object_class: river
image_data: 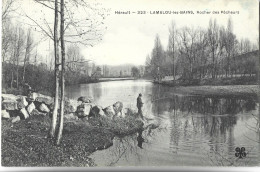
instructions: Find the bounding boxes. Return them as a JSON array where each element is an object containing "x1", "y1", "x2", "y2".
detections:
[{"x1": 65, "y1": 80, "x2": 260, "y2": 167}]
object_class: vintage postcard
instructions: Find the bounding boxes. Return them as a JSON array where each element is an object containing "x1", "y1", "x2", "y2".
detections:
[{"x1": 1, "y1": 0, "x2": 259, "y2": 170}]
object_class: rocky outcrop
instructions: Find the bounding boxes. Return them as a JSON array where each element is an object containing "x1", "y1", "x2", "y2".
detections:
[{"x1": 1, "y1": 93, "x2": 129, "y2": 124}]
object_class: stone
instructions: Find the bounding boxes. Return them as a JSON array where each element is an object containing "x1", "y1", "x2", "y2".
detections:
[
  {"x1": 113, "y1": 101, "x2": 123, "y2": 114},
  {"x1": 20, "y1": 108, "x2": 29, "y2": 119},
  {"x1": 39, "y1": 103, "x2": 50, "y2": 113},
  {"x1": 76, "y1": 103, "x2": 92, "y2": 118},
  {"x1": 1, "y1": 110, "x2": 10, "y2": 119},
  {"x1": 35, "y1": 95, "x2": 53, "y2": 105},
  {"x1": 27, "y1": 102, "x2": 36, "y2": 115},
  {"x1": 28, "y1": 92, "x2": 37, "y2": 101},
  {"x1": 2, "y1": 100, "x2": 18, "y2": 110},
  {"x1": 123, "y1": 108, "x2": 135, "y2": 116},
  {"x1": 12, "y1": 116, "x2": 20, "y2": 123},
  {"x1": 77, "y1": 96, "x2": 93, "y2": 103},
  {"x1": 103, "y1": 105, "x2": 116, "y2": 118},
  {"x1": 17, "y1": 101, "x2": 26, "y2": 109},
  {"x1": 65, "y1": 99, "x2": 80, "y2": 113},
  {"x1": 64, "y1": 113, "x2": 78, "y2": 120},
  {"x1": 89, "y1": 105, "x2": 105, "y2": 117},
  {"x1": 1, "y1": 94, "x2": 19, "y2": 101},
  {"x1": 17, "y1": 96, "x2": 28, "y2": 107}
]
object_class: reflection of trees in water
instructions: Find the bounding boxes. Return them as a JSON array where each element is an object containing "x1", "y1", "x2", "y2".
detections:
[
  {"x1": 151, "y1": 94, "x2": 256, "y2": 117},
  {"x1": 162, "y1": 94, "x2": 256, "y2": 161},
  {"x1": 105, "y1": 127, "x2": 167, "y2": 166}
]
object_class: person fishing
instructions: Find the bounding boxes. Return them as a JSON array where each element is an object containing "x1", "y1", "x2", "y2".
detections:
[{"x1": 137, "y1": 93, "x2": 144, "y2": 119}]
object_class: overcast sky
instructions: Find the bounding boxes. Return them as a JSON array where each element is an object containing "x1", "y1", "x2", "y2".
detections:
[{"x1": 13, "y1": 0, "x2": 259, "y2": 66}]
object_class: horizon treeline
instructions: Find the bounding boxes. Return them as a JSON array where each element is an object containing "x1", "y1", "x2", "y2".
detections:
[{"x1": 144, "y1": 18, "x2": 259, "y2": 81}]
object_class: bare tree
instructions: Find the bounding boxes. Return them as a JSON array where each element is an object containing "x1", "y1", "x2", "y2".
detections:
[
  {"x1": 49, "y1": 0, "x2": 60, "y2": 139},
  {"x1": 168, "y1": 21, "x2": 177, "y2": 81},
  {"x1": 22, "y1": 29, "x2": 34, "y2": 82},
  {"x1": 2, "y1": 0, "x2": 16, "y2": 21},
  {"x1": 56, "y1": 0, "x2": 65, "y2": 145}
]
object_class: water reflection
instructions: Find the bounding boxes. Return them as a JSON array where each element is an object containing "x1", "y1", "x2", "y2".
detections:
[{"x1": 66, "y1": 81, "x2": 259, "y2": 166}]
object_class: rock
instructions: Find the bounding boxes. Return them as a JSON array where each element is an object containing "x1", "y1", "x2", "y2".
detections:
[
  {"x1": 103, "y1": 105, "x2": 116, "y2": 118},
  {"x1": 17, "y1": 96, "x2": 28, "y2": 107},
  {"x1": 123, "y1": 108, "x2": 135, "y2": 116},
  {"x1": 64, "y1": 113, "x2": 78, "y2": 120},
  {"x1": 12, "y1": 116, "x2": 20, "y2": 123},
  {"x1": 1, "y1": 94, "x2": 19, "y2": 101},
  {"x1": 117, "y1": 111, "x2": 126, "y2": 118},
  {"x1": 2, "y1": 100, "x2": 18, "y2": 110},
  {"x1": 39, "y1": 103, "x2": 50, "y2": 113},
  {"x1": 35, "y1": 95, "x2": 53, "y2": 105},
  {"x1": 89, "y1": 105, "x2": 105, "y2": 117},
  {"x1": 20, "y1": 108, "x2": 29, "y2": 119},
  {"x1": 113, "y1": 101, "x2": 123, "y2": 114},
  {"x1": 31, "y1": 109, "x2": 46, "y2": 116},
  {"x1": 27, "y1": 102, "x2": 36, "y2": 115},
  {"x1": 65, "y1": 99, "x2": 80, "y2": 113},
  {"x1": 76, "y1": 103, "x2": 92, "y2": 118},
  {"x1": 17, "y1": 101, "x2": 26, "y2": 109},
  {"x1": 77, "y1": 96, "x2": 93, "y2": 103},
  {"x1": 1, "y1": 110, "x2": 10, "y2": 119},
  {"x1": 28, "y1": 92, "x2": 37, "y2": 101}
]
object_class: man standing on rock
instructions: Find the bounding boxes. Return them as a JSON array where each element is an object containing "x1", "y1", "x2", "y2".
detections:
[{"x1": 137, "y1": 93, "x2": 144, "y2": 119}]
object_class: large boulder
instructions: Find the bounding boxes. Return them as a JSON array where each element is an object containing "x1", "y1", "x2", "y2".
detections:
[
  {"x1": 1, "y1": 110, "x2": 10, "y2": 119},
  {"x1": 28, "y1": 92, "x2": 37, "y2": 101},
  {"x1": 2, "y1": 100, "x2": 18, "y2": 110},
  {"x1": 76, "y1": 103, "x2": 92, "y2": 118},
  {"x1": 20, "y1": 108, "x2": 29, "y2": 119},
  {"x1": 38, "y1": 103, "x2": 50, "y2": 113},
  {"x1": 113, "y1": 101, "x2": 123, "y2": 114},
  {"x1": 77, "y1": 96, "x2": 93, "y2": 103},
  {"x1": 27, "y1": 102, "x2": 36, "y2": 115},
  {"x1": 17, "y1": 96, "x2": 28, "y2": 107},
  {"x1": 1, "y1": 94, "x2": 19, "y2": 101},
  {"x1": 89, "y1": 105, "x2": 105, "y2": 117},
  {"x1": 103, "y1": 105, "x2": 116, "y2": 118},
  {"x1": 35, "y1": 95, "x2": 53, "y2": 105}
]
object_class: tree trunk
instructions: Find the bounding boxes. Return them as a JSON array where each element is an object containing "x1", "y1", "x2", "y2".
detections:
[
  {"x1": 56, "y1": 0, "x2": 65, "y2": 145},
  {"x1": 49, "y1": 0, "x2": 59, "y2": 138}
]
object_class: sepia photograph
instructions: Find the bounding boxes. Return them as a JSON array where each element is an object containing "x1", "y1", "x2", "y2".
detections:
[{"x1": 1, "y1": 0, "x2": 259, "y2": 170}]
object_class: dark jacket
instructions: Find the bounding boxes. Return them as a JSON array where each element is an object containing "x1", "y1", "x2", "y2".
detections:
[{"x1": 137, "y1": 96, "x2": 143, "y2": 108}]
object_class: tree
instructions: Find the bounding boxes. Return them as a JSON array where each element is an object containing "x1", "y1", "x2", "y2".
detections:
[
  {"x1": 22, "y1": 29, "x2": 34, "y2": 82},
  {"x1": 56, "y1": 0, "x2": 65, "y2": 145},
  {"x1": 151, "y1": 34, "x2": 164, "y2": 80},
  {"x1": 168, "y1": 21, "x2": 177, "y2": 81},
  {"x1": 49, "y1": 0, "x2": 60, "y2": 139},
  {"x1": 131, "y1": 67, "x2": 140, "y2": 78}
]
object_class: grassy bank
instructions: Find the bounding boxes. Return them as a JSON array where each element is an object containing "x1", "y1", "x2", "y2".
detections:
[
  {"x1": 2, "y1": 113, "x2": 144, "y2": 167},
  {"x1": 163, "y1": 85, "x2": 259, "y2": 99}
]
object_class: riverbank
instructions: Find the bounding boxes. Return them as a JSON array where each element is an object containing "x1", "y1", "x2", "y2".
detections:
[
  {"x1": 1, "y1": 93, "x2": 144, "y2": 167},
  {"x1": 170, "y1": 85, "x2": 259, "y2": 98}
]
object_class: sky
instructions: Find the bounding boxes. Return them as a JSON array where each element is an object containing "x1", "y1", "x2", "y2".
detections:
[{"x1": 8, "y1": 0, "x2": 260, "y2": 66}]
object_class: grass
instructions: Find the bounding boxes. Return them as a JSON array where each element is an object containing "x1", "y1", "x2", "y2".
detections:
[{"x1": 1, "y1": 111, "x2": 144, "y2": 166}]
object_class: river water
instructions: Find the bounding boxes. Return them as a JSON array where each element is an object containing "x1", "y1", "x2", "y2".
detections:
[{"x1": 65, "y1": 80, "x2": 260, "y2": 167}]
